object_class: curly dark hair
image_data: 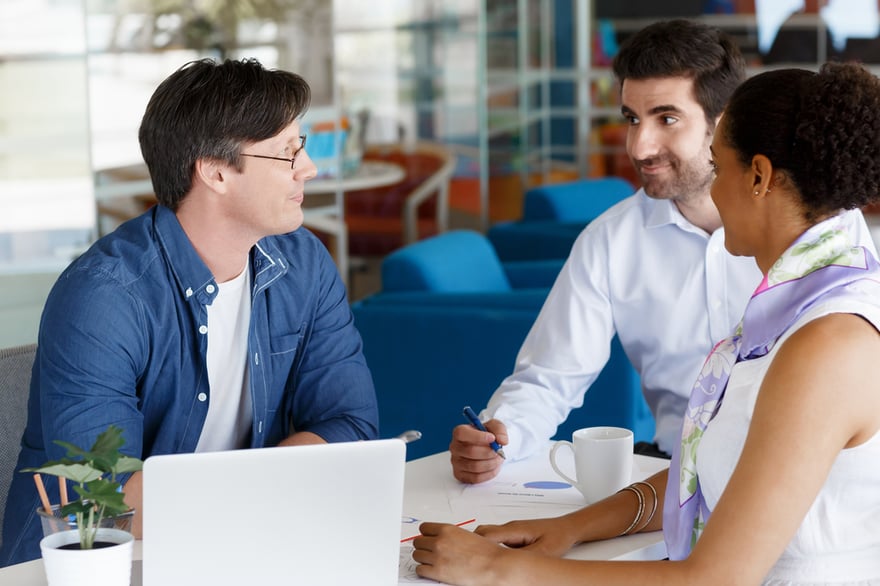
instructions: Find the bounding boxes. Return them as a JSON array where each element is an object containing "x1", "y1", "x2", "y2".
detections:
[
  {"x1": 612, "y1": 19, "x2": 746, "y2": 126},
  {"x1": 138, "y1": 58, "x2": 311, "y2": 210},
  {"x1": 722, "y1": 62, "x2": 880, "y2": 220}
]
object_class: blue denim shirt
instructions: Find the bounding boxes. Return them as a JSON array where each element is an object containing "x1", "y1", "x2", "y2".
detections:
[{"x1": 0, "y1": 205, "x2": 378, "y2": 565}]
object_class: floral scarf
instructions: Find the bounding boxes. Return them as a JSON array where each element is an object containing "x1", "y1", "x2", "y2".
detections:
[{"x1": 663, "y1": 213, "x2": 880, "y2": 560}]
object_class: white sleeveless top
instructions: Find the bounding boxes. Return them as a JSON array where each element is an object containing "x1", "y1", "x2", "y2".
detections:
[{"x1": 696, "y1": 295, "x2": 880, "y2": 585}]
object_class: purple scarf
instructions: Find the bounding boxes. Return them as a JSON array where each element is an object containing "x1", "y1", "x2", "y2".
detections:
[{"x1": 663, "y1": 213, "x2": 880, "y2": 560}]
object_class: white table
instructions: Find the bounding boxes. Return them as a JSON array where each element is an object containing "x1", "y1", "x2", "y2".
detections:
[
  {"x1": 0, "y1": 446, "x2": 668, "y2": 585},
  {"x1": 401, "y1": 447, "x2": 669, "y2": 565},
  {"x1": 302, "y1": 160, "x2": 404, "y2": 284}
]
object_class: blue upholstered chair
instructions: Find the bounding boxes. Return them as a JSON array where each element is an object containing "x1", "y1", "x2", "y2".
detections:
[
  {"x1": 351, "y1": 230, "x2": 652, "y2": 460},
  {"x1": 381, "y1": 229, "x2": 562, "y2": 293},
  {"x1": 489, "y1": 177, "x2": 635, "y2": 261}
]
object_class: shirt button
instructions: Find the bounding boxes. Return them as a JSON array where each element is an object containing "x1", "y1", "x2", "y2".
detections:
[
  {"x1": 199, "y1": 325, "x2": 208, "y2": 334},
  {"x1": 185, "y1": 288, "x2": 193, "y2": 298},
  {"x1": 197, "y1": 392, "x2": 207, "y2": 402},
  {"x1": 206, "y1": 284, "x2": 216, "y2": 294}
]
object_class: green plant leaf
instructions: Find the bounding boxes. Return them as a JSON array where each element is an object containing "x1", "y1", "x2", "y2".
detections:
[
  {"x1": 54, "y1": 425, "x2": 128, "y2": 473},
  {"x1": 87, "y1": 426, "x2": 126, "y2": 465},
  {"x1": 59, "y1": 500, "x2": 95, "y2": 516},
  {"x1": 22, "y1": 462, "x2": 102, "y2": 484},
  {"x1": 26, "y1": 424, "x2": 143, "y2": 549},
  {"x1": 113, "y1": 455, "x2": 144, "y2": 475},
  {"x1": 67, "y1": 480, "x2": 128, "y2": 517}
]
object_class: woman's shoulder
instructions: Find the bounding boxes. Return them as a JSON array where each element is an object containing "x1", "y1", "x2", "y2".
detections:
[{"x1": 787, "y1": 291, "x2": 880, "y2": 343}]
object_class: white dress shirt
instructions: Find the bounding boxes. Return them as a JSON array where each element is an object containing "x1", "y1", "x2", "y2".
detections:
[{"x1": 484, "y1": 190, "x2": 875, "y2": 459}]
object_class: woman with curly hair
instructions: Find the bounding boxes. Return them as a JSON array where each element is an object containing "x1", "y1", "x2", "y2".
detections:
[{"x1": 412, "y1": 62, "x2": 880, "y2": 585}]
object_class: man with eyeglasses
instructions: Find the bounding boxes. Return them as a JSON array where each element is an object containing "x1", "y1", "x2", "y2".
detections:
[{"x1": 0, "y1": 58, "x2": 378, "y2": 566}]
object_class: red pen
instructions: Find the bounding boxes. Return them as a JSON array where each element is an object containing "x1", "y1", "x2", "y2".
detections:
[{"x1": 400, "y1": 518, "x2": 477, "y2": 542}]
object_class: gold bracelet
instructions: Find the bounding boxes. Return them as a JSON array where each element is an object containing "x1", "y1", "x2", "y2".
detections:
[
  {"x1": 617, "y1": 484, "x2": 645, "y2": 536},
  {"x1": 632, "y1": 481, "x2": 658, "y2": 530}
]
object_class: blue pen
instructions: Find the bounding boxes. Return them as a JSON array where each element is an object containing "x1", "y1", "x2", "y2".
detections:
[{"x1": 462, "y1": 406, "x2": 506, "y2": 459}]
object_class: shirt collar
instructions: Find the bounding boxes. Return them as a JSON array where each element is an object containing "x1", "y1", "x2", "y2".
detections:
[
  {"x1": 151, "y1": 205, "x2": 293, "y2": 304},
  {"x1": 152, "y1": 205, "x2": 218, "y2": 305},
  {"x1": 252, "y1": 238, "x2": 289, "y2": 293},
  {"x1": 639, "y1": 188, "x2": 712, "y2": 239}
]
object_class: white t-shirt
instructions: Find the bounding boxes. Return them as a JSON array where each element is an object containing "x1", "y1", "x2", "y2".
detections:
[
  {"x1": 196, "y1": 265, "x2": 254, "y2": 452},
  {"x1": 484, "y1": 191, "x2": 875, "y2": 459}
]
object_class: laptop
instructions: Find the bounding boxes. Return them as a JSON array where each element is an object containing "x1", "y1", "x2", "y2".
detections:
[{"x1": 141, "y1": 439, "x2": 406, "y2": 586}]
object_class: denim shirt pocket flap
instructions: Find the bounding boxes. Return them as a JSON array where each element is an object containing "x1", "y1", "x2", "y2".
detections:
[{"x1": 269, "y1": 331, "x2": 301, "y2": 356}]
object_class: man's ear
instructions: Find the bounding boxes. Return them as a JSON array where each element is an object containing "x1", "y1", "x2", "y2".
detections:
[
  {"x1": 194, "y1": 158, "x2": 231, "y2": 194},
  {"x1": 750, "y1": 154, "x2": 774, "y2": 198}
]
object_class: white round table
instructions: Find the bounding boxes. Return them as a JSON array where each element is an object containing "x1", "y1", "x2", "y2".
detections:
[
  {"x1": 302, "y1": 160, "x2": 405, "y2": 285},
  {"x1": 305, "y1": 160, "x2": 404, "y2": 194}
]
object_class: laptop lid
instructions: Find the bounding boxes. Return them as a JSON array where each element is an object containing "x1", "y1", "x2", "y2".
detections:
[{"x1": 142, "y1": 439, "x2": 406, "y2": 586}]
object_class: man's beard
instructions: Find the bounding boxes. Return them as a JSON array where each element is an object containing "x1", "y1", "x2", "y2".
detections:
[{"x1": 635, "y1": 154, "x2": 713, "y2": 203}]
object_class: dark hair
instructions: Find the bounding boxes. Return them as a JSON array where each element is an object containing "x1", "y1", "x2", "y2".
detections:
[
  {"x1": 612, "y1": 19, "x2": 746, "y2": 125},
  {"x1": 138, "y1": 58, "x2": 311, "y2": 210},
  {"x1": 722, "y1": 62, "x2": 880, "y2": 220}
]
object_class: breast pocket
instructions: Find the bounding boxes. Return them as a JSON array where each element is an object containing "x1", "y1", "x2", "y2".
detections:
[
  {"x1": 269, "y1": 331, "x2": 300, "y2": 356},
  {"x1": 266, "y1": 331, "x2": 301, "y2": 386}
]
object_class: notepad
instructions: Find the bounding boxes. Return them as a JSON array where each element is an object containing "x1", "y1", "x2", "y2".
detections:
[{"x1": 142, "y1": 439, "x2": 406, "y2": 586}]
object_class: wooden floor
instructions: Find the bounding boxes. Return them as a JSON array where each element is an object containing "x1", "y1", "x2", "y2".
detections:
[{"x1": 348, "y1": 257, "x2": 383, "y2": 302}]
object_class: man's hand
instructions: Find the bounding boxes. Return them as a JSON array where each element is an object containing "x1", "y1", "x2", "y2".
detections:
[
  {"x1": 450, "y1": 419, "x2": 508, "y2": 484},
  {"x1": 123, "y1": 471, "x2": 143, "y2": 539}
]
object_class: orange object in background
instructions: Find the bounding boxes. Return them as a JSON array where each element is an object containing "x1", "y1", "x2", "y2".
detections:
[
  {"x1": 450, "y1": 167, "x2": 585, "y2": 223},
  {"x1": 449, "y1": 174, "x2": 523, "y2": 223},
  {"x1": 309, "y1": 117, "x2": 351, "y2": 132},
  {"x1": 448, "y1": 122, "x2": 642, "y2": 224},
  {"x1": 339, "y1": 142, "x2": 454, "y2": 257}
]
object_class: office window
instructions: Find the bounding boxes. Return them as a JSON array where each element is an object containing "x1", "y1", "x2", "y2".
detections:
[{"x1": 0, "y1": 0, "x2": 94, "y2": 271}]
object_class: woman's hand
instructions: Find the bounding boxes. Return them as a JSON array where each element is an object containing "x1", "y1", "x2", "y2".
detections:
[
  {"x1": 476, "y1": 516, "x2": 580, "y2": 557},
  {"x1": 412, "y1": 522, "x2": 516, "y2": 586}
]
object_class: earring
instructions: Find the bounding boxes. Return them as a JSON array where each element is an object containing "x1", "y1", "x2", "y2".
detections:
[{"x1": 754, "y1": 190, "x2": 759, "y2": 195}]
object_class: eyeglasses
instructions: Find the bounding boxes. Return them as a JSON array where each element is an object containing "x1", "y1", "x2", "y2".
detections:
[{"x1": 241, "y1": 135, "x2": 307, "y2": 170}]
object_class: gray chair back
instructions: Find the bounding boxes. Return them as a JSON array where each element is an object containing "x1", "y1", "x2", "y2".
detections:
[{"x1": 0, "y1": 344, "x2": 36, "y2": 548}]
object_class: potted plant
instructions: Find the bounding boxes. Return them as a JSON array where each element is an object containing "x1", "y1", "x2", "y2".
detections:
[{"x1": 24, "y1": 424, "x2": 143, "y2": 586}]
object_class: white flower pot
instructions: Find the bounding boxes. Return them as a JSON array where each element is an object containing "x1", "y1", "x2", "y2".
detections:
[{"x1": 40, "y1": 528, "x2": 134, "y2": 586}]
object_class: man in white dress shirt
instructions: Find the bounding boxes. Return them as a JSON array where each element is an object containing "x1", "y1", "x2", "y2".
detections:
[{"x1": 449, "y1": 19, "x2": 764, "y2": 482}]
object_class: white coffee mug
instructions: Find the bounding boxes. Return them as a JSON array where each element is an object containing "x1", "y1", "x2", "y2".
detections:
[{"x1": 549, "y1": 426, "x2": 634, "y2": 504}]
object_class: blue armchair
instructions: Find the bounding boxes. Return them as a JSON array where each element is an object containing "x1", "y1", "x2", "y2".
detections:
[
  {"x1": 488, "y1": 177, "x2": 634, "y2": 261},
  {"x1": 352, "y1": 230, "x2": 653, "y2": 460},
  {"x1": 380, "y1": 229, "x2": 562, "y2": 293}
]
